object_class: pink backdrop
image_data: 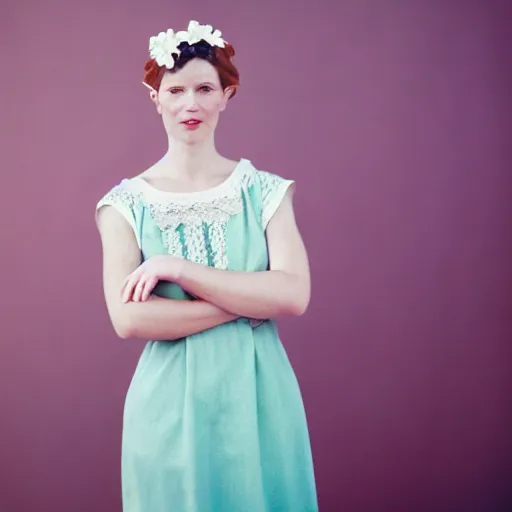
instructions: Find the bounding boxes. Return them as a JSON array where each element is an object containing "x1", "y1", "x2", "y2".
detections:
[{"x1": 1, "y1": 1, "x2": 511, "y2": 510}]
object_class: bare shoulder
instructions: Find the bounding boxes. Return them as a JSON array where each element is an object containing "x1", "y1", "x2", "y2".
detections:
[
  {"x1": 96, "y1": 201, "x2": 131, "y2": 234},
  {"x1": 267, "y1": 185, "x2": 297, "y2": 230},
  {"x1": 94, "y1": 175, "x2": 141, "y2": 257},
  {"x1": 135, "y1": 160, "x2": 164, "y2": 180},
  {"x1": 266, "y1": 185, "x2": 308, "y2": 278},
  {"x1": 96, "y1": 186, "x2": 142, "y2": 307},
  {"x1": 221, "y1": 156, "x2": 241, "y2": 171}
]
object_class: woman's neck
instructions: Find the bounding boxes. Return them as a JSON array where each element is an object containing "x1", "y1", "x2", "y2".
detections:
[{"x1": 160, "y1": 138, "x2": 224, "y2": 180}]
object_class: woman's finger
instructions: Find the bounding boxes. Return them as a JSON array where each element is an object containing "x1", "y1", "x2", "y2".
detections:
[
  {"x1": 133, "y1": 275, "x2": 148, "y2": 302},
  {"x1": 122, "y1": 275, "x2": 138, "y2": 303},
  {"x1": 141, "y1": 276, "x2": 158, "y2": 301}
]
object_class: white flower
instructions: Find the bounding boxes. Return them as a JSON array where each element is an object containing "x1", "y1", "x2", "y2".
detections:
[
  {"x1": 148, "y1": 29, "x2": 180, "y2": 68},
  {"x1": 147, "y1": 21, "x2": 227, "y2": 69},
  {"x1": 206, "y1": 28, "x2": 226, "y2": 48},
  {"x1": 179, "y1": 20, "x2": 226, "y2": 48}
]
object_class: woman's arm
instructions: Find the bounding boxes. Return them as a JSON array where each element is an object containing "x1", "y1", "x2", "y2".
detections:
[
  {"x1": 96, "y1": 206, "x2": 237, "y2": 340},
  {"x1": 172, "y1": 186, "x2": 310, "y2": 319}
]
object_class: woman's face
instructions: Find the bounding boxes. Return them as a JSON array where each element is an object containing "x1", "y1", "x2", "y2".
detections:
[{"x1": 151, "y1": 58, "x2": 232, "y2": 144}]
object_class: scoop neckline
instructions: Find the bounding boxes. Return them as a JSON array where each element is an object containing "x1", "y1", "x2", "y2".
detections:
[{"x1": 129, "y1": 158, "x2": 249, "y2": 200}]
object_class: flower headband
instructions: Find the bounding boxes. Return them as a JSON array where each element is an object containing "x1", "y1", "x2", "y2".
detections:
[
  {"x1": 142, "y1": 21, "x2": 230, "y2": 93},
  {"x1": 148, "y1": 20, "x2": 225, "y2": 69}
]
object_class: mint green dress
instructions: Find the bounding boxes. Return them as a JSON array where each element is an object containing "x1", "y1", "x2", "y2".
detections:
[{"x1": 96, "y1": 158, "x2": 318, "y2": 512}]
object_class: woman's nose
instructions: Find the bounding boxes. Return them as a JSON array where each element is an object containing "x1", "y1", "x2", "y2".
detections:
[{"x1": 183, "y1": 91, "x2": 199, "y2": 111}]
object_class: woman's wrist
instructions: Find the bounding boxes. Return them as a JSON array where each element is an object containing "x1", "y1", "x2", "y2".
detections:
[{"x1": 166, "y1": 255, "x2": 186, "y2": 282}]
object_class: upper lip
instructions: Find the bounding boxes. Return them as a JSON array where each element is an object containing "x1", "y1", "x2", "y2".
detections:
[{"x1": 181, "y1": 118, "x2": 201, "y2": 123}]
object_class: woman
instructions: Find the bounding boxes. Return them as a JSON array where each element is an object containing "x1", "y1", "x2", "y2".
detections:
[{"x1": 96, "y1": 20, "x2": 318, "y2": 512}]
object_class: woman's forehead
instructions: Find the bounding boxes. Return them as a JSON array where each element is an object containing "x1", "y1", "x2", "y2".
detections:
[{"x1": 161, "y1": 59, "x2": 219, "y2": 86}]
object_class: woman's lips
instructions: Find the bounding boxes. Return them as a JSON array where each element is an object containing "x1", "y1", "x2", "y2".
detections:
[{"x1": 181, "y1": 119, "x2": 202, "y2": 130}]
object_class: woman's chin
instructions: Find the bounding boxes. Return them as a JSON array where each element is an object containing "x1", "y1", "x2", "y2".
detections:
[{"x1": 180, "y1": 133, "x2": 208, "y2": 145}]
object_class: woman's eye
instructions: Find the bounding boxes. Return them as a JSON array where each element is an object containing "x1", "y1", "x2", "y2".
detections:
[
  {"x1": 169, "y1": 88, "x2": 182, "y2": 94},
  {"x1": 200, "y1": 86, "x2": 213, "y2": 92}
]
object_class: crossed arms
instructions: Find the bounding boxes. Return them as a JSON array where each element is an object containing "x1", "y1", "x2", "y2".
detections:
[{"x1": 96, "y1": 187, "x2": 310, "y2": 341}]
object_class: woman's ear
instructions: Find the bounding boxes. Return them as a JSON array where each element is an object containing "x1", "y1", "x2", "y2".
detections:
[
  {"x1": 219, "y1": 86, "x2": 235, "y2": 111},
  {"x1": 150, "y1": 90, "x2": 162, "y2": 115}
]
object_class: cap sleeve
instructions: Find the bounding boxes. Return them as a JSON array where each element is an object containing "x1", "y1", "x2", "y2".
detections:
[
  {"x1": 95, "y1": 181, "x2": 140, "y2": 247},
  {"x1": 258, "y1": 170, "x2": 295, "y2": 230}
]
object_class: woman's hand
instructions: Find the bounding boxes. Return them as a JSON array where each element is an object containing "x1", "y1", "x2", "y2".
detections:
[{"x1": 121, "y1": 255, "x2": 183, "y2": 303}]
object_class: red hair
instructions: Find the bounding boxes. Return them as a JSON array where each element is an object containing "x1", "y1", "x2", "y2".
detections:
[{"x1": 142, "y1": 43, "x2": 240, "y2": 98}]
